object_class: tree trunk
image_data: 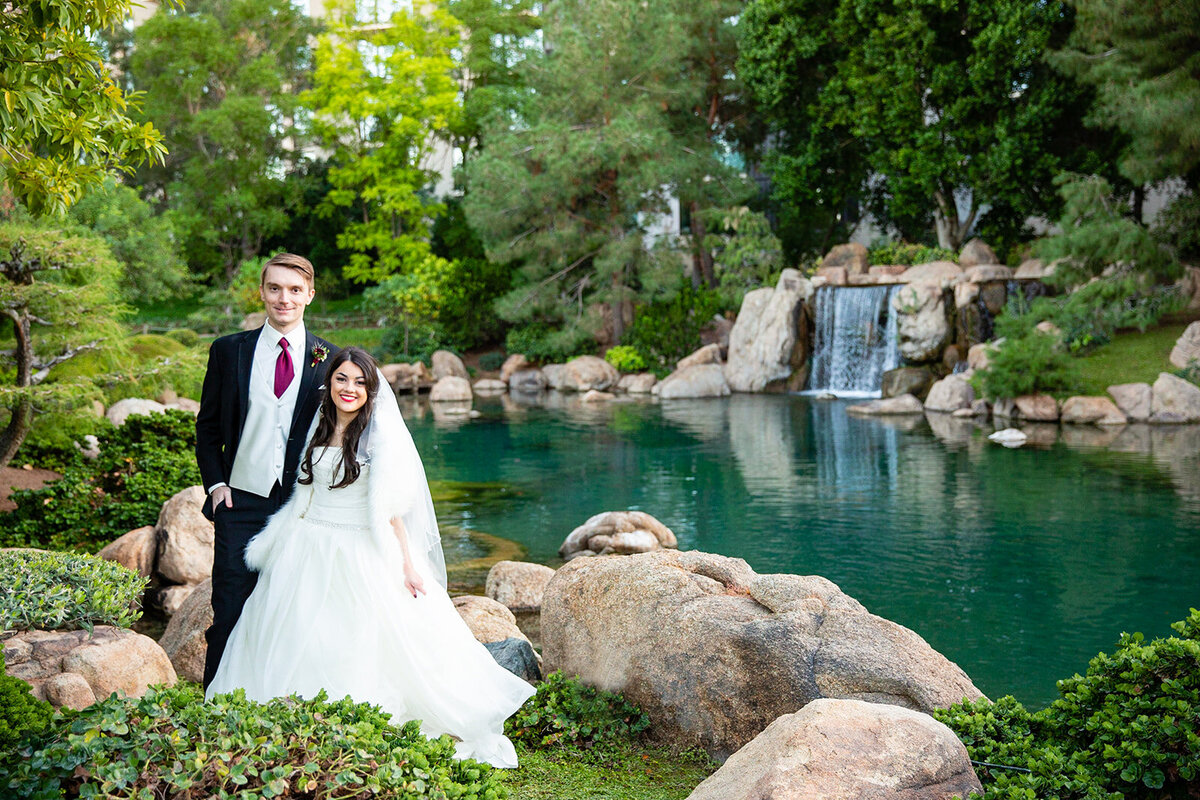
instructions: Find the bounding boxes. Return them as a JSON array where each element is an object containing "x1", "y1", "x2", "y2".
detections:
[
  {"x1": 689, "y1": 201, "x2": 716, "y2": 287},
  {"x1": 0, "y1": 309, "x2": 33, "y2": 470}
]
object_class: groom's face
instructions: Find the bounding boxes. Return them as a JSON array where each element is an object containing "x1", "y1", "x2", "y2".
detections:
[{"x1": 260, "y1": 265, "x2": 315, "y2": 331}]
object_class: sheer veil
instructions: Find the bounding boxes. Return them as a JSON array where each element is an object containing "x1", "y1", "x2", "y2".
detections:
[{"x1": 357, "y1": 369, "x2": 448, "y2": 588}]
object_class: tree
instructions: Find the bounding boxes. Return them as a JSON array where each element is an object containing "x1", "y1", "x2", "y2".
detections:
[
  {"x1": 0, "y1": 223, "x2": 127, "y2": 468},
  {"x1": 1052, "y1": 0, "x2": 1200, "y2": 187},
  {"x1": 66, "y1": 178, "x2": 190, "y2": 305},
  {"x1": 465, "y1": 0, "x2": 751, "y2": 347},
  {"x1": 305, "y1": 0, "x2": 461, "y2": 305},
  {"x1": 128, "y1": 0, "x2": 315, "y2": 282},
  {"x1": 0, "y1": 0, "x2": 168, "y2": 216},
  {"x1": 739, "y1": 0, "x2": 1112, "y2": 255}
]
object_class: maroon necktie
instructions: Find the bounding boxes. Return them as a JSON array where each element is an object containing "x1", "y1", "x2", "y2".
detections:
[{"x1": 274, "y1": 339, "x2": 294, "y2": 398}]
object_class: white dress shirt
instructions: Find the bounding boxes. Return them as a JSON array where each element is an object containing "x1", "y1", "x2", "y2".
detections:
[{"x1": 220, "y1": 322, "x2": 306, "y2": 498}]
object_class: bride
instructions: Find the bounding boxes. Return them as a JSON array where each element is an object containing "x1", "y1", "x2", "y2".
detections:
[{"x1": 205, "y1": 346, "x2": 535, "y2": 768}]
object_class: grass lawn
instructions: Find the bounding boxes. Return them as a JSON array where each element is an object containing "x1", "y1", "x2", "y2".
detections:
[
  {"x1": 1071, "y1": 322, "x2": 1190, "y2": 396},
  {"x1": 499, "y1": 743, "x2": 717, "y2": 800}
]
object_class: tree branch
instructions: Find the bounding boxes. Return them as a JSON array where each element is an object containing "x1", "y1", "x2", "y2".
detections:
[{"x1": 30, "y1": 340, "x2": 102, "y2": 385}]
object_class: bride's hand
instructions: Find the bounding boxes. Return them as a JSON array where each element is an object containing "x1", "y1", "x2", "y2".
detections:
[{"x1": 403, "y1": 564, "x2": 425, "y2": 597}]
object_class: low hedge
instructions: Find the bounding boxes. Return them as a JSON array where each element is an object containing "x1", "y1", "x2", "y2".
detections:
[
  {"x1": 937, "y1": 609, "x2": 1200, "y2": 799},
  {"x1": 7, "y1": 684, "x2": 508, "y2": 800},
  {"x1": 0, "y1": 650, "x2": 55, "y2": 753},
  {"x1": 1, "y1": 409, "x2": 199, "y2": 552},
  {"x1": 0, "y1": 550, "x2": 146, "y2": 634}
]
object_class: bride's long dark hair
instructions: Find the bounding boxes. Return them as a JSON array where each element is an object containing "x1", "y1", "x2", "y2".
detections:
[{"x1": 298, "y1": 346, "x2": 380, "y2": 489}]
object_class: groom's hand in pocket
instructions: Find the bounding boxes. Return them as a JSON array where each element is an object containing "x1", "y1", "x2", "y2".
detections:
[{"x1": 211, "y1": 485, "x2": 233, "y2": 512}]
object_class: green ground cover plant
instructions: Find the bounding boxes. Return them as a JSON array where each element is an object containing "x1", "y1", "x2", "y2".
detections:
[
  {"x1": 937, "y1": 609, "x2": 1200, "y2": 799},
  {"x1": 0, "y1": 649, "x2": 55, "y2": 754},
  {"x1": 0, "y1": 550, "x2": 147, "y2": 633},
  {"x1": 505, "y1": 671, "x2": 650, "y2": 754},
  {"x1": 6, "y1": 684, "x2": 506, "y2": 800},
  {"x1": 1, "y1": 410, "x2": 200, "y2": 552}
]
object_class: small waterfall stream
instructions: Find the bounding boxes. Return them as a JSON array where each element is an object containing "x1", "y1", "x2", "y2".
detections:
[{"x1": 806, "y1": 285, "x2": 901, "y2": 397}]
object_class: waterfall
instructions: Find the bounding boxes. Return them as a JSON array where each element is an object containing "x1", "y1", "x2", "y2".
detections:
[{"x1": 806, "y1": 285, "x2": 901, "y2": 398}]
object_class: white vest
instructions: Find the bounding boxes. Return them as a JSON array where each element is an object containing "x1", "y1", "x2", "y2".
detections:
[{"x1": 228, "y1": 324, "x2": 305, "y2": 497}]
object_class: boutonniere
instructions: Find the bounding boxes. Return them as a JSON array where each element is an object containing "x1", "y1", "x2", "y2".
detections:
[{"x1": 310, "y1": 344, "x2": 330, "y2": 368}]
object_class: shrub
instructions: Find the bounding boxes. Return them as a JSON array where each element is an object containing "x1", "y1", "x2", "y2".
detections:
[
  {"x1": 163, "y1": 327, "x2": 201, "y2": 348},
  {"x1": 0, "y1": 550, "x2": 147, "y2": 633},
  {"x1": 604, "y1": 345, "x2": 647, "y2": 373},
  {"x1": 505, "y1": 671, "x2": 650, "y2": 753},
  {"x1": 478, "y1": 351, "x2": 506, "y2": 372},
  {"x1": 6, "y1": 684, "x2": 507, "y2": 800},
  {"x1": 936, "y1": 609, "x2": 1200, "y2": 799},
  {"x1": 971, "y1": 329, "x2": 1078, "y2": 400},
  {"x1": 624, "y1": 284, "x2": 725, "y2": 376},
  {"x1": 504, "y1": 323, "x2": 594, "y2": 365},
  {"x1": 868, "y1": 240, "x2": 957, "y2": 266},
  {"x1": 375, "y1": 321, "x2": 442, "y2": 366},
  {"x1": 0, "y1": 649, "x2": 56, "y2": 755},
  {"x1": 0, "y1": 410, "x2": 200, "y2": 552}
]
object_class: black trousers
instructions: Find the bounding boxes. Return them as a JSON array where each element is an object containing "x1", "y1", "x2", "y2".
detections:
[{"x1": 203, "y1": 484, "x2": 283, "y2": 690}]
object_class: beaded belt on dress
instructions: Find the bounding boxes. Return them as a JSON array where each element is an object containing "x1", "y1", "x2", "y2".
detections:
[{"x1": 299, "y1": 513, "x2": 371, "y2": 531}]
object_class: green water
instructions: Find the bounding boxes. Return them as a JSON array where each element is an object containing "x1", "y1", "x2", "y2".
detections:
[{"x1": 406, "y1": 393, "x2": 1200, "y2": 707}]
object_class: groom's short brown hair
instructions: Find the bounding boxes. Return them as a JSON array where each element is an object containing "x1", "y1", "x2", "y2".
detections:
[{"x1": 260, "y1": 252, "x2": 315, "y2": 289}]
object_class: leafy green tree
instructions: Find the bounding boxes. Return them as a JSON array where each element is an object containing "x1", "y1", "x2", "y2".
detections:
[
  {"x1": 0, "y1": 222, "x2": 127, "y2": 468},
  {"x1": 66, "y1": 179, "x2": 190, "y2": 305},
  {"x1": 0, "y1": 0, "x2": 168, "y2": 215},
  {"x1": 129, "y1": 0, "x2": 315, "y2": 282},
  {"x1": 1052, "y1": 0, "x2": 1200, "y2": 187},
  {"x1": 466, "y1": 0, "x2": 750, "y2": 346},
  {"x1": 740, "y1": 0, "x2": 1111, "y2": 255}
]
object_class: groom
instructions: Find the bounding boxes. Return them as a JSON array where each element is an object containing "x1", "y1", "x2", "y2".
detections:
[{"x1": 195, "y1": 252, "x2": 336, "y2": 689}]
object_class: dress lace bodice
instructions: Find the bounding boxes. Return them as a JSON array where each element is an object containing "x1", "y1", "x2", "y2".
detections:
[{"x1": 300, "y1": 447, "x2": 371, "y2": 529}]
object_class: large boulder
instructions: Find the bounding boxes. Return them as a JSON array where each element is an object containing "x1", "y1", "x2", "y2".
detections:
[
  {"x1": 898, "y1": 261, "x2": 962, "y2": 286},
  {"x1": 430, "y1": 375, "x2": 473, "y2": 402},
  {"x1": 724, "y1": 270, "x2": 813, "y2": 393},
  {"x1": 1060, "y1": 396, "x2": 1127, "y2": 426},
  {"x1": 687, "y1": 698, "x2": 982, "y2": 800},
  {"x1": 499, "y1": 354, "x2": 529, "y2": 382},
  {"x1": 820, "y1": 243, "x2": 870, "y2": 276},
  {"x1": 541, "y1": 550, "x2": 984, "y2": 759},
  {"x1": 560, "y1": 356, "x2": 620, "y2": 392},
  {"x1": 431, "y1": 350, "x2": 469, "y2": 380},
  {"x1": 485, "y1": 560, "x2": 556, "y2": 612},
  {"x1": 967, "y1": 341, "x2": 998, "y2": 371},
  {"x1": 958, "y1": 239, "x2": 998, "y2": 268},
  {"x1": 483, "y1": 638, "x2": 542, "y2": 684},
  {"x1": 542, "y1": 363, "x2": 567, "y2": 390},
  {"x1": 381, "y1": 362, "x2": 433, "y2": 392},
  {"x1": 559, "y1": 511, "x2": 678, "y2": 560},
  {"x1": 1150, "y1": 372, "x2": 1200, "y2": 423},
  {"x1": 616, "y1": 373, "x2": 657, "y2": 394},
  {"x1": 156, "y1": 486, "x2": 213, "y2": 586},
  {"x1": 677, "y1": 343, "x2": 723, "y2": 370},
  {"x1": 656, "y1": 364, "x2": 732, "y2": 399},
  {"x1": 924, "y1": 375, "x2": 975, "y2": 413},
  {"x1": 1014, "y1": 394, "x2": 1059, "y2": 422},
  {"x1": 1108, "y1": 382, "x2": 1152, "y2": 421},
  {"x1": 97, "y1": 525, "x2": 157, "y2": 578},
  {"x1": 891, "y1": 283, "x2": 949, "y2": 362},
  {"x1": 473, "y1": 378, "x2": 507, "y2": 393},
  {"x1": 452, "y1": 595, "x2": 532, "y2": 646},
  {"x1": 880, "y1": 366, "x2": 933, "y2": 399},
  {"x1": 159, "y1": 578, "x2": 213, "y2": 683},
  {"x1": 509, "y1": 368, "x2": 548, "y2": 393},
  {"x1": 846, "y1": 394, "x2": 924, "y2": 416},
  {"x1": 6, "y1": 626, "x2": 177, "y2": 708},
  {"x1": 1014, "y1": 258, "x2": 1051, "y2": 279},
  {"x1": 106, "y1": 398, "x2": 167, "y2": 427},
  {"x1": 964, "y1": 264, "x2": 1014, "y2": 284},
  {"x1": 1169, "y1": 321, "x2": 1200, "y2": 370}
]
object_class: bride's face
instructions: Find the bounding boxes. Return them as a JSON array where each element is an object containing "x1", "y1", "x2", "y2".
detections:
[{"x1": 330, "y1": 361, "x2": 368, "y2": 418}]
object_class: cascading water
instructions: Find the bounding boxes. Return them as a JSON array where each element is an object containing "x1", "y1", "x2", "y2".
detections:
[{"x1": 806, "y1": 285, "x2": 901, "y2": 398}]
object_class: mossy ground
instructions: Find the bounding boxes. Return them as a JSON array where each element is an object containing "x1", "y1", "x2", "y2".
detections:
[
  {"x1": 500, "y1": 743, "x2": 717, "y2": 800},
  {"x1": 1071, "y1": 322, "x2": 1190, "y2": 396}
]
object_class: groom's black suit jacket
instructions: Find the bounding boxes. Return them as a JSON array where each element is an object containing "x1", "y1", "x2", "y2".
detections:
[{"x1": 195, "y1": 325, "x2": 335, "y2": 520}]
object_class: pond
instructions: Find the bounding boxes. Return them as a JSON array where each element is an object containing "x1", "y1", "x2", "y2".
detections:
[{"x1": 404, "y1": 392, "x2": 1200, "y2": 708}]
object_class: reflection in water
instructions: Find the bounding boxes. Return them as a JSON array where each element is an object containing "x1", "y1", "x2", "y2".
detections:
[{"x1": 406, "y1": 394, "x2": 1200, "y2": 707}]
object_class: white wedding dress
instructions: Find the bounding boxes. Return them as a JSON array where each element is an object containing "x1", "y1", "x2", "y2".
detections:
[{"x1": 205, "y1": 446, "x2": 535, "y2": 768}]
